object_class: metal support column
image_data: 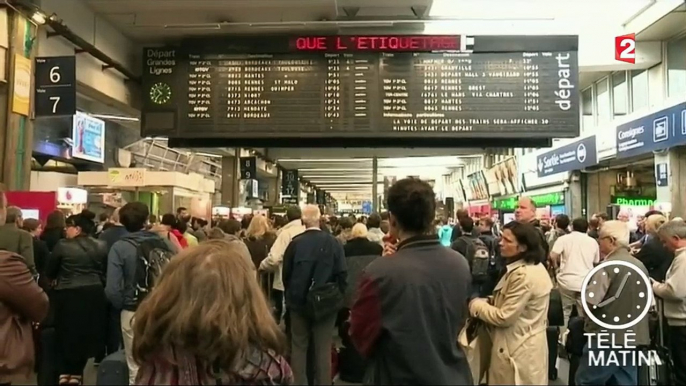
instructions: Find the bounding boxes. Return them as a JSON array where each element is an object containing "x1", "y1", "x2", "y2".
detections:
[{"x1": 372, "y1": 157, "x2": 378, "y2": 212}]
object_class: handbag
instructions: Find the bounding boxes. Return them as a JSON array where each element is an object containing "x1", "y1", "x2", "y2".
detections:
[
  {"x1": 548, "y1": 278, "x2": 565, "y2": 326},
  {"x1": 305, "y1": 242, "x2": 344, "y2": 322},
  {"x1": 458, "y1": 318, "x2": 491, "y2": 386},
  {"x1": 306, "y1": 282, "x2": 344, "y2": 322}
]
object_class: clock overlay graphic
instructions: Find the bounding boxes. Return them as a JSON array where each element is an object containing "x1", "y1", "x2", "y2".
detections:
[
  {"x1": 149, "y1": 82, "x2": 172, "y2": 105},
  {"x1": 580, "y1": 260, "x2": 653, "y2": 330}
]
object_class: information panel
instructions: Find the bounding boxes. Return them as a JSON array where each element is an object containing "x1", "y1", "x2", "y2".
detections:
[{"x1": 142, "y1": 35, "x2": 579, "y2": 142}]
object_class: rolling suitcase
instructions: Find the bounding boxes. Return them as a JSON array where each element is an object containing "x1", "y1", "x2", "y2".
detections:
[
  {"x1": 638, "y1": 299, "x2": 673, "y2": 385},
  {"x1": 546, "y1": 326, "x2": 559, "y2": 380},
  {"x1": 565, "y1": 316, "x2": 585, "y2": 386},
  {"x1": 96, "y1": 350, "x2": 129, "y2": 385}
]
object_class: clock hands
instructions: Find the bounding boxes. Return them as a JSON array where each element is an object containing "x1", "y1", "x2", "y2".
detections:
[
  {"x1": 615, "y1": 272, "x2": 630, "y2": 299},
  {"x1": 596, "y1": 296, "x2": 616, "y2": 308},
  {"x1": 595, "y1": 272, "x2": 631, "y2": 309}
]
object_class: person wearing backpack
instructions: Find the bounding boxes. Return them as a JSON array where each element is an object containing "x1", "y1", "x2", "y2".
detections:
[
  {"x1": 451, "y1": 217, "x2": 492, "y2": 298},
  {"x1": 105, "y1": 202, "x2": 177, "y2": 385}
]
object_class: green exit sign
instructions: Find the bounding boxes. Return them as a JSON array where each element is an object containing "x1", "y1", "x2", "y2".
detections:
[
  {"x1": 493, "y1": 196, "x2": 518, "y2": 210},
  {"x1": 492, "y1": 192, "x2": 565, "y2": 210},
  {"x1": 530, "y1": 192, "x2": 565, "y2": 207}
]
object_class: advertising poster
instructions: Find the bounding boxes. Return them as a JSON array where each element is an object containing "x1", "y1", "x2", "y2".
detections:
[
  {"x1": 72, "y1": 112, "x2": 105, "y2": 163},
  {"x1": 12, "y1": 54, "x2": 31, "y2": 116}
]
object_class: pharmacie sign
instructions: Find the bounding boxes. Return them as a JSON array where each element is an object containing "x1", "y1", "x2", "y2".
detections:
[
  {"x1": 611, "y1": 196, "x2": 655, "y2": 207},
  {"x1": 531, "y1": 192, "x2": 565, "y2": 207}
]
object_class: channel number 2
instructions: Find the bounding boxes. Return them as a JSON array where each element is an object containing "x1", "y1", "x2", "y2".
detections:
[
  {"x1": 616, "y1": 34, "x2": 636, "y2": 64},
  {"x1": 48, "y1": 66, "x2": 62, "y2": 113}
]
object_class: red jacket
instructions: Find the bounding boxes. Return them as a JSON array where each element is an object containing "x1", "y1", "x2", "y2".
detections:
[{"x1": 170, "y1": 229, "x2": 188, "y2": 249}]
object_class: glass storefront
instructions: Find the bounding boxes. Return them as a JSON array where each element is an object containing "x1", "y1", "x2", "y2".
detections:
[{"x1": 667, "y1": 35, "x2": 686, "y2": 98}]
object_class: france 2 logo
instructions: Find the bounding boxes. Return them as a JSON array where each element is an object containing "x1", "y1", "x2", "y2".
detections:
[{"x1": 615, "y1": 33, "x2": 636, "y2": 64}]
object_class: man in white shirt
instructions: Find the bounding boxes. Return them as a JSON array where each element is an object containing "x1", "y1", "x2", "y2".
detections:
[
  {"x1": 550, "y1": 217, "x2": 600, "y2": 341},
  {"x1": 260, "y1": 206, "x2": 306, "y2": 323}
]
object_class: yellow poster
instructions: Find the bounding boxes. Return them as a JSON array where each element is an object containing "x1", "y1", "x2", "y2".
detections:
[{"x1": 12, "y1": 54, "x2": 31, "y2": 116}]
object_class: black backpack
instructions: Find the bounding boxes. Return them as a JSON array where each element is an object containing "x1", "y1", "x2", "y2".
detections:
[
  {"x1": 123, "y1": 237, "x2": 174, "y2": 305},
  {"x1": 461, "y1": 236, "x2": 492, "y2": 280}
]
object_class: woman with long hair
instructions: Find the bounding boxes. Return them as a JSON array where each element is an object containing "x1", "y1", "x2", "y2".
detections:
[
  {"x1": 244, "y1": 215, "x2": 277, "y2": 268},
  {"x1": 22, "y1": 218, "x2": 51, "y2": 290},
  {"x1": 133, "y1": 240, "x2": 292, "y2": 385},
  {"x1": 45, "y1": 213, "x2": 107, "y2": 385},
  {"x1": 244, "y1": 215, "x2": 278, "y2": 300},
  {"x1": 41, "y1": 210, "x2": 66, "y2": 252}
]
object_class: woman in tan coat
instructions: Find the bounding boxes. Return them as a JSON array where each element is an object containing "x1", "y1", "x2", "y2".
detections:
[{"x1": 469, "y1": 221, "x2": 553, "y2": 385}]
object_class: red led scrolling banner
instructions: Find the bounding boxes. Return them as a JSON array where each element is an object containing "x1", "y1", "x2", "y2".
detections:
[{"x1": 290, "y1": 35, "x2": 475, "y2": 52}]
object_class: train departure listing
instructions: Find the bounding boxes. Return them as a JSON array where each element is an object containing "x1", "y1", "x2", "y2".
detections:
[{"x1": 142, "y1": 37, "x2": 579, "y2": 139}]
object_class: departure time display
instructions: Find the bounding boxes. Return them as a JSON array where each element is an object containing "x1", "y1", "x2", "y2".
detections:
[{"x1": 141, "y1": 35, "x2": 580, "y2": 142}]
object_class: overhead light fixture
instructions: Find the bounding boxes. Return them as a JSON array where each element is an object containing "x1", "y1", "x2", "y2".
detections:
[
  {"x1": 90, "y1": 114, "x2": 140, "y2": 122},
  {"x1": 194, "y1": 152, "x2": 222, "y2": 159},
  {"x1": 31, "y1": 10, "x2": 47, "y2": 25},
  {"x1": 278, "y1": 158, "x2": 372, "y2": 162}
]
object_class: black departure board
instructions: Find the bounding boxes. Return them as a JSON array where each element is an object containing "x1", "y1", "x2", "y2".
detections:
[{"x1": 142, "y1": 35, "x2": 579, "y2": 144}]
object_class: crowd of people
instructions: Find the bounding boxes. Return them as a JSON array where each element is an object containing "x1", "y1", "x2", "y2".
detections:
[{"x1": 1, "y1": 178, "x2": 685, "y2": 385}]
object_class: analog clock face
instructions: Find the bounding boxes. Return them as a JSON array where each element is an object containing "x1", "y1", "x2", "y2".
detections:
[
  {"x1": 581, "y1": 260, "x2": 653, "y2": 330},
  {"x1": 149, "y1": 82, "x2": 172, "y2": 105}
]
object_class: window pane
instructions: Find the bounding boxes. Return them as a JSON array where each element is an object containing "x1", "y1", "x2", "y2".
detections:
[
  {"x1": 612, "y1": 72, "x2": 628, "y2": 116},
  {"x1": 631, "y1": 69, "x2": 649, "y2": 112},
  {"x1": 667, "y1": 36, "x2": 686, "y2": 98},
  {"x1": 597, "y1": 79, "x2": 610, "y2": 123},
  {"x1": 581, "y1": 88, "x2": 593, "y2": 131}
]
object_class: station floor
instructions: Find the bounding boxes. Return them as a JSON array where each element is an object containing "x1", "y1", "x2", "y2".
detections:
[{"x1": 13, "y1": 358, "x2": 572, "y2": 385}]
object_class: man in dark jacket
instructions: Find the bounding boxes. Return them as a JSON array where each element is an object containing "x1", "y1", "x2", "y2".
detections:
[
  {"x1": 105, "y1": 202, "x2": 176, "y2": 385},
  {"x1": 515, "y1": 197, "x2": 549, "y2": 257},
  {"x1": 350, "y1": 177, "x2": 472, "y2": 385},
  {"x1": 99, "y1": 208, "x2": 128, "y2": 251},
  {"x1": 0, "y1": 206, "x2": 35, "y2": 274},
  {"x1": 282, "y1": 204, "x2": 347, "y2": 386},
  {"x1": 451, "y1": 209, "x2": 480, "y2": 243},
  {"x1": 95, "y1": 207, "x2": 128, "y2": 364}
]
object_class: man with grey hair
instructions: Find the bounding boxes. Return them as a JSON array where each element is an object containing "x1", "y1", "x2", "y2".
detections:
[
  {"x1": 654, "y1": 219, "x2": 686, "y2": 384},
  {"x1": 0, "y1": 205, "x2": 34, "y2": 273},
  {"x1": 282, "y1": 204, "x2": 347, "y2": 386},
  {"x1": 260, "y1": 205, "x2": 306, "y2": 324},
  {"x1": 575, "y1": 220, "x2": 650, "y2": 385},
  {"x1": 99, "y1": 207, "x2": 129, "y2": 251}
]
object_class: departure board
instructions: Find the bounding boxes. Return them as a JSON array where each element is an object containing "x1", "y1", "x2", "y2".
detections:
[{"x1": 142, "y1": 35, "x2": 580, "y2": 143}]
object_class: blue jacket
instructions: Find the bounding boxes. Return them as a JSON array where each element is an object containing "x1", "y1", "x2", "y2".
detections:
[
  {"x1": 282, "y1": 229, "x2": 347, "y2": 311},
  {"x1": 438, "y1": 225, "x2": 453, "y2": 247},
  {"x1": 105, "y1": 230, "x2": 175, "y2": 311}
]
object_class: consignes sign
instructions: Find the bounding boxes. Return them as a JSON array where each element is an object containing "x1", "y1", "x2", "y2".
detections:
[{"x1": 616, "y1": 102, "x2": 686, "y2": 158}]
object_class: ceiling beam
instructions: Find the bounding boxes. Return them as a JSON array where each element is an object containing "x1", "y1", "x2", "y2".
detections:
[{"x1": 268, "y1": 148, "x2": 480, "y2": 159}]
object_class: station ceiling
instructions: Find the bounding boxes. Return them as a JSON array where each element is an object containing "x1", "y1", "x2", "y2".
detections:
[{"x1": 81, "y1": 0, "x2": 654, "y2": 196}]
